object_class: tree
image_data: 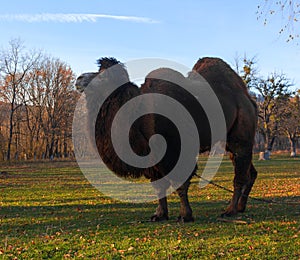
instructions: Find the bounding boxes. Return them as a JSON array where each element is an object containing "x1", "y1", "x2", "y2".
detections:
[
  {"x1": 236, "y1": 57, "x2": 295, "y2": 159},
  {"x1": 255, "y1": 73, "x2": 293, "y2": 157},
  {"x1": 0, "y1": 39, "x2": 42, "y2": 160},
  {"x1": 257, "y1": 0, "x2": 300, "y2": 42},
  {"x1": 38, "y1": 57, "x2": 77, "y2": 159},
  {"x1": 0, "y1": 39, "x2": 77, "y2": 161},
  {"x1": 22, "y1": 68, "x2": 47, "y2": 159},
  {"x1": 0, "y1": 102, "x2": 7, "y2": 160},
  {"x1": 234, "y1": 54, "x2": 259, "y2": 88},
  {"x1": 20, "y1": 57, "x2": 77, "y2": 159},
  {"x1": 278, "y1": 94, "x2": 300, "y2": 156}
]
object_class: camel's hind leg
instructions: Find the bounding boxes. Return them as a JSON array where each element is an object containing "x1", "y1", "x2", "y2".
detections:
[
  {"x1": 223, "y1": 98, "x2": 257, "y2": 217},
  {"x1": 237, "y1": 162, "x2": 257, "y2": 212},
  {"x1": 222, "y1": 151, "x2": 253, "y2": 217}
]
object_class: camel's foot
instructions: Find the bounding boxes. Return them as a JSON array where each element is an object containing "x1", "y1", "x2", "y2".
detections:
[
  {"x1": 237, "y1": 204, "x2": 246, "y2": 213},
  {"x1": 150, "y1": 214, "x2": 169, "y2": 222},
  {"x1": 237, "y1": 197, "x2": 248, "y2": 213},
  {"x1": 177, "y1": 215, "x2": 194, "y2": 223},
  {"x1": 221, "y1": 208, "x2": 238, "y2": 218}
]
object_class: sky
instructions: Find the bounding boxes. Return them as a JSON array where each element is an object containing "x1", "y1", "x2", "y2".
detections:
[{"x1": 0, "y1": 0, "x2": 299, "y2": 89}]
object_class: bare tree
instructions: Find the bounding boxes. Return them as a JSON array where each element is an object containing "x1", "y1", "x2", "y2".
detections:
[{"x1": 0, "y1": 39, "x2": 42, "y2": 160}]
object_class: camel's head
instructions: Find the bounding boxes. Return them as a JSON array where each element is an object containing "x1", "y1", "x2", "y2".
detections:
[
  {"x1": 75, "y1": 57, "x2": 129, "y2": 93},
  {"x1": 75, "y1": 72, "x2": 98, "y2": 92}
]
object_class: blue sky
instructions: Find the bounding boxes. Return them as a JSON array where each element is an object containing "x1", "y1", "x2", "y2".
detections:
[{"x1": 0, "y1": 0, "x2": 299, "y2": 88}]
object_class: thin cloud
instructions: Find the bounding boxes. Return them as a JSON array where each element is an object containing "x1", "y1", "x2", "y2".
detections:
[{"x1": 0, "y1": 13, "x2": 159, "y2": 24}]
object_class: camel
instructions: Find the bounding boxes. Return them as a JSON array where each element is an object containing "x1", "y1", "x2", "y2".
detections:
[{"x1": 75, "y1": 57, "x2": 258, "y2": 222}]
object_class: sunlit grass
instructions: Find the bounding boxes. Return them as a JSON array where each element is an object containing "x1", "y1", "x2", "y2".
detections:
[{"x1": 0, "y1": 155, "x2": 299, "y2": 259}]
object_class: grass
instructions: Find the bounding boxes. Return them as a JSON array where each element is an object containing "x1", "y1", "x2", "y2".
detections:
[{"x1": 0, "y1": 154, "x2": 299, "y2": 259}]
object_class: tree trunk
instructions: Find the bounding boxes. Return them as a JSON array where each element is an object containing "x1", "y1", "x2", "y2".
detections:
[
  {"x1": 267, "y1": 136, "x2": 276, "y2": 151},
  {"x1": 6, "y1": 104, "x2": 14, "y2": 161},
  {"x1": 264, "y1": 134, "x2": 276, "y2": 160},
  {"x1": 289, "y1": 134, "x2": 297, "y2": 157}
]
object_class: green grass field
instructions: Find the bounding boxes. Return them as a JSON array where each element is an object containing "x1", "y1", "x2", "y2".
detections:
[{"x1": 0, "y1": 155, "x2": 299, "y2": 259}]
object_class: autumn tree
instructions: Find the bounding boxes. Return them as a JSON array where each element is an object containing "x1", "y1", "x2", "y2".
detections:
[
  {"x1": 20, "y1": 57, "x2": 77, "y2": 159},
  {"x1": 22, "y1": 67, "x2": 47, "y2": 159},
  {"x1": 255, "y1": 74, "x2": 294, "y2": 158},
  {"x1": 37, "y1": 57, "x2": 77, "y2": 159}
]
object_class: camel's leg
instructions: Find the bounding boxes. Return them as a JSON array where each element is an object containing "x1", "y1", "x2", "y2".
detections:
[
  {"x1": 222, "y1": 152, "x2": 252, "y2": 217},
  {"x1": 176, "y1": 179, "x2": 194, "y2": 222},
  {"x1": 237, "y1": 163, "x2": 257, "y2": 212},
  {"x1": 151, "y1": 179, "x2": 170, "y2": 221},
  {"x1": 151, "y1": 197, "x2": 169, "y2": 222}
]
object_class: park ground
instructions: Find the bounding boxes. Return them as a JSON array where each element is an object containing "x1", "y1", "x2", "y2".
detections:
[{"x1": 0, "y1": 154, "x2": 299, "y2": 259}]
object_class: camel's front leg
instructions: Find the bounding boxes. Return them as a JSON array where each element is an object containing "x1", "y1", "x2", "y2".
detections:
[
  {"x1": 151, "y1": 197, "x2": 169, "y2": 222},
  {"x1": 151, "y1": 179, "x2": 170, "y2": 221}
]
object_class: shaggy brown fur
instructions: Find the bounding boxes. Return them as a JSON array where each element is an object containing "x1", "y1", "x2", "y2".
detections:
[
  {"x1": 76, "y1": 58, "x2": 156, "y2": 179},
  {"x1": 76, "y1": 57, "x2": 258, "y2": 222}
]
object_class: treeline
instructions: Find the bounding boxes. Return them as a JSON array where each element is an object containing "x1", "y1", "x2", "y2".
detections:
[{"x1": 0, "y1": 39, "x2": 79, "y2": 161}]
